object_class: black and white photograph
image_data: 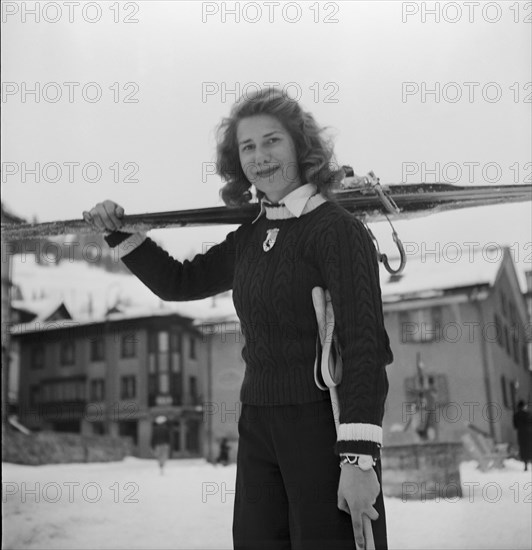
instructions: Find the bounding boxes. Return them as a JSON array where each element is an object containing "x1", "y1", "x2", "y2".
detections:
[{"x1": 1, "y1": 1, "x2": 531, "y2": 549}]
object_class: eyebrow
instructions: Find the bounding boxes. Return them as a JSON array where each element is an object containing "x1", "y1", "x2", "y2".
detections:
[{"x1": 238, "y1": 131, "x2": 282, "y2": 146}]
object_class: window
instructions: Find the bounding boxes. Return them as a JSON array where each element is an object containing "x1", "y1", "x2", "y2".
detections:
[
  {"x1": 512, "y1": 330, "x2": 520, "y2": 364},
  {"x1": 399, "y1": 308, "x2": 441, "y2": 343},
  {"x1": 60, "y1": 341, "x2": 75, "y2": 366},
  {"x1": 147, "y1": 329, "x2": 182, "y2": 407},
  {"x1": 120, "y1": 375, "x2": 136, "y2": 399},
  {"x1": 148, "y1": 331, "x2": 157, "y2": 353},
  {"x1": 494, "y1": 314, "x2": 502, "y2": 347},
  {"x1": 90, "y1": 337, "x2": 104, "y2": 362},
  {"x1": 40, "y1": 378, "x2": 86, "y2": 403},
  {"x1": 158, "y1": 372, "x2": 170, "y2": 394},
  {"x1": 29, "y1": 385, "x2": 40, "y2": 407},
  {"x1": 500, "y1": 375, "x2": 509, "y2": 409},
  {"x1": 121, "y1": 332, "x2": 137, "y2": 358},
  {"x1": 189, "y1": 376, "x2": 198, "y2": 403},
  {"x1": 504, "y1": 326, "x2": 510, "y2": 355},
  {"x1": 523, "y1": 344, "x2": 530, "y2": 370},
  {"x1": 170, "y1": 330, "x2": 181, "y2": 372},
  {"x1": 171, "y1": 374, "x2": 182, "y2": 406},
  {"x1": 509, "y1": 301, "x2": 516, "y2": 325},
  {"x1": 510, "y1": 380, "x2": 517, "y2": 411},
  {"x1": 89, "y1": 379, "x2": 105, "y2": 401},
  {"x1": 189, "y1": 336, "x2": 197, "y2": 359},
  {"x1": 158, "y1": 331, "x2": 169, "y2": 352},
  {"x1": 30, "y1": 344, "x2": 44, "y2": 369},
  {"x1": 157, "y1": 331, "x2": 169, "y2": 393},
  {"x1": 501, "y1": 291, "x2": 507, "y2": 317},
  {"x1": 170, "y1": 330, "x2": 181, "y2": 353}
]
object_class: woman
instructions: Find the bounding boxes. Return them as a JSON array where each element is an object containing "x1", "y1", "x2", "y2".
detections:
[{"x1": 84, "y1": 87, "x2": 394, "y2": 550}]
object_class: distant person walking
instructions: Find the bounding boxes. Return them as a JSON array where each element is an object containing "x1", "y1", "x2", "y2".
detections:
[
  {"x1": 216, "y1": 437, "x2": 231, "y2": 466},
  {"x1": 151, "y1": 416, "x2": 171, "y2": 475},
  {"x1": 513, "y1": 400, "x2": 532, "y2": 471}
]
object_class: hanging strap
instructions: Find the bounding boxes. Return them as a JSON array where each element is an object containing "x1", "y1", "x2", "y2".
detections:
[
  {"x1": 312, "y1": 286, "x2": 342, "y2": 433},
  {"x1": 342, "y1": 168, "x2": 407, "y2": 275}
]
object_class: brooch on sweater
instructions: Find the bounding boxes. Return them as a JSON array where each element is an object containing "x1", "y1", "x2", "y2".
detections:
[{"x1": 263, "y1": 228, "x2": 280, "y2": 252}]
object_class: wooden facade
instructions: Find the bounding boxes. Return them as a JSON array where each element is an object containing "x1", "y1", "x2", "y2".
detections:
[{"x1": 14, "y1": 313, "x2": 206, "y2": 459}]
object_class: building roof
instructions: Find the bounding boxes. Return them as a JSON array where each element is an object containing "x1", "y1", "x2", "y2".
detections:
[
  {"x1": 10, "y1": 296, "x2": 238, "y2": 336},
  {"x1": 380, "y1": 245, "x2": 522, "y2": 301},
  {"x1": 11, "y1": 298, "x2": 72, "y2": 323}
]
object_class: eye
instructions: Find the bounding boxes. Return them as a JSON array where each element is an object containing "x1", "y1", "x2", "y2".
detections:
[
  {"x1": 241, "y1": 144, "x2": 254, "y2": 152},
  {"x1": 268, "y1": 137, "x2": 280, "y2": 144}
]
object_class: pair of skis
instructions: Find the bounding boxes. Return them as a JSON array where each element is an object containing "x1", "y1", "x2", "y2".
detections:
[{"x1": 2, "y1": 169, "x2": 530, "y2": 274}]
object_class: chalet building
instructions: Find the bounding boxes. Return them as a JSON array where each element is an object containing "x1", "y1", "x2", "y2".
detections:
[
  {"x1": 1, "y1": 203, "x2": 25, "y2": 426},
  {"x1": 381, "y1": 246, "x2": 531, "y2": 448},
  {"x1": 12, "y1": 309, "x2": 208, "y2": 458}
]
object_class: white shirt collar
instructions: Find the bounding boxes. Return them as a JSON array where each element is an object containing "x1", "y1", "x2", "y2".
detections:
[{"x1": 251, "y1": 183, "x2": 318, "y2": 224}]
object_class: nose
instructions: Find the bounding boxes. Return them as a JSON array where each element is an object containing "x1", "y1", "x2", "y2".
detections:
[{"x1": 253, "y1": 144, "x2": 271, "y2": 167}]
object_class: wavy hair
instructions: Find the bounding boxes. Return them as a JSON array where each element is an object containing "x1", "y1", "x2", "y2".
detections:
[{"x1": 215, "y1": 87, "x2": 344, "y2": 207}]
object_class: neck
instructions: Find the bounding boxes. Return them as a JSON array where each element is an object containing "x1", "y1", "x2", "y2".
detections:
[{"x1": 264, "y1": 180, "x2": 302, "y2": 203}]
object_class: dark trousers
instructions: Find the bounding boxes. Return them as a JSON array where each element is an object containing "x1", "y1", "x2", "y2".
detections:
[{"x1": 232, "y1": 398, "x2": 387, "y2": 550}]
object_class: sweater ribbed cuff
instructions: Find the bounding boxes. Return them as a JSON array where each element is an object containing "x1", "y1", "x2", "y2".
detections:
[
  {"x1": 338, "y1": 423, "x2": 382, "y2": 445},
  {"x1": 335, "y1": 423, "x2": 383, "y2": 458}
]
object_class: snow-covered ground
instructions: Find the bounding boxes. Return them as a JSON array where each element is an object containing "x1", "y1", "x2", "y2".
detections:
[{"x1": 2, "y1": 458, "x2": 531, "y2": 550}]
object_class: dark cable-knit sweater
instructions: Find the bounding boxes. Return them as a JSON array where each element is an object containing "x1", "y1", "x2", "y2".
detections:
[{"x1": 105, "y1": 198, "x2": 393, "y2": 457}]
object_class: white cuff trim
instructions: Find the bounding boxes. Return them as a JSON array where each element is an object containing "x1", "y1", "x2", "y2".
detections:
[
  {"x1": 338, "y1": 423, "x2": 382, "y2": 445},
  {"x1": 117, "y1": 232, "x2": 147, "y2": 259}
]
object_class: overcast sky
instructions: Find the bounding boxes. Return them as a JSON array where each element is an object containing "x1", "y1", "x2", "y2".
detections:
[{"x1": 2, "y1": 1, "x2": 531, "y2": 261}]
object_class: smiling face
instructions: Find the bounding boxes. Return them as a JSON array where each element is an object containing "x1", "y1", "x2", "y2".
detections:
[{"x1": 236, "y1": 114, "x2": 302, "y2": 203}]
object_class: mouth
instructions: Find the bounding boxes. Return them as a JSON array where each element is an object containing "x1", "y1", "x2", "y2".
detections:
[{"x1": 256, "y1": 166, "x2": 279, "y2": 178}]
